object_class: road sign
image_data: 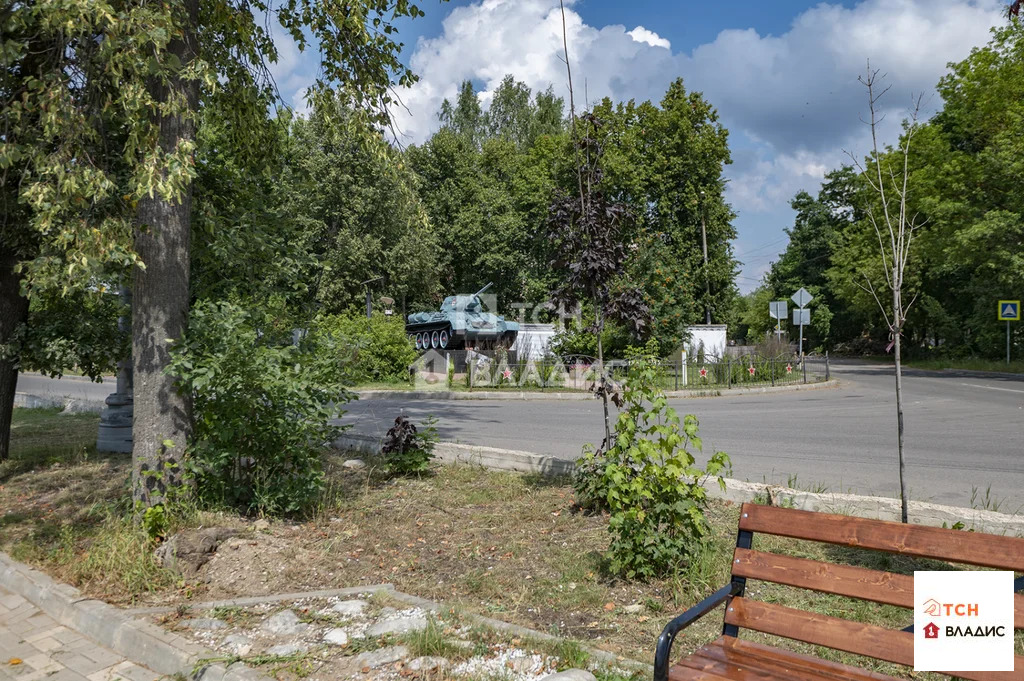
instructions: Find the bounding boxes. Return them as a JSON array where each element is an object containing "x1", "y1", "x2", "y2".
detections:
[
  {"x1": 792, "y1": 308, "x2": 810, "y2": 326},
  {"x1": 769, "y1": 301, "x2": 787, "y2": 320},
  {"x1": 998, "y1": 300, "x2": 1020, "y2": 321},
  {"x1": 791, "y1": 287, "x2": 814, "y2": 309}
]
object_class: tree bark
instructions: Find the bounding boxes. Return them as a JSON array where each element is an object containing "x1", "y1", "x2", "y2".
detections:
[
  {"x1": 596, "y1": 310, "x2": 611, "y2": 449},
  {"x1": 893, "y1": 273, "x2": 908, "y2": 523},
  {"x1": 0, "y1": 247, "x2": 30, "y2": 462},
  {"x1": 132, "y1": 0, "x2": 199, "y2": 507}
]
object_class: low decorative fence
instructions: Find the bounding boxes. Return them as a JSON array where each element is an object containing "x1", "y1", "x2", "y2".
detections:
[{"x1": 412, "y1": 352, "x2": 830, "y2": 391}]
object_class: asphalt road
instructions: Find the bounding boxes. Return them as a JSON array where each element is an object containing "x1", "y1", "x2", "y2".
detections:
[
  {"x1": 340, "y1": 362, "x2": 1024, "y2": 509},
  {"x1": 17, "y1": 362, "x2": 1024, "y2": 508},
  {"x1": 17, "y1": 372, "x2": 114, "y2": 403}
]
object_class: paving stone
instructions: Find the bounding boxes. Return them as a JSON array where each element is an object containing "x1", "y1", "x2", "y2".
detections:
[
  {"x1": 353, "y1": 645, "x2": 409, "y2": 669},
  {"x1": 179, "y1": 618, "x2": 228, "y2": 631},
  {"x1": 365, "y1": 616, "x2": 428, "y2": 637},
  {"x1": 260, "y1": 609, "x2": 308, "y2": 636},
  {"x1": 406, "y1": 656, "x2": 448, "y2": 672},
  {"x1": 329, "y1": 599, "x2": 368, "y2": 617},
  {"x1": 540, "y1": 671, "x2": 597, "y2": 681},
  {"x1": 29, "y1": 637, "x2": 62, "y2": 653},
  {"x1": 322, "y1": 628, "x2": 348, "y2": 646},
  {"x1": 0, "y1": 586, "x2": 157, "y2": 681},
  {"x1": 222, "y1": 634, "x2": 253, "y2": 656},
  {"x1": 78, "y1": 648, "x2": 121, "y2": 669},
  {"x1": 107, "y1": 662, "x2": 159, "y2": 681},
  {"x1": 264, "y1": 642, "x2": 309, "y2": 657},
  {"x1": 52, "y1": 651, "x2": 110, "y2": 676}
]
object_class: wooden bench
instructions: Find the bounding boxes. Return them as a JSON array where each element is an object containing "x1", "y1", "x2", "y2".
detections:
[{"x1": 654, "y1": 502, "x2": 1024, "y2": 681}]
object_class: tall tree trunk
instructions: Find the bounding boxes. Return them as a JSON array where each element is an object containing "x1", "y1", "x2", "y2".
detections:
[
  {"x1": 0, "y1": 248, "x2": 30, "y2": 462},
  {"x1": 596, "y1": 310, "x2": 611, "y2": 449},
  {"x1": 132, "y1": 0, "x2": 199, "y2": 507},
  {"x1": 893, "y1": 275, "x2": 908, "y2": 523}
]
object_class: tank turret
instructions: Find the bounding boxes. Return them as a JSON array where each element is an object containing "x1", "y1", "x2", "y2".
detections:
[{"x1": 406, "y1": 283, "x2": 519, "y2": 351}]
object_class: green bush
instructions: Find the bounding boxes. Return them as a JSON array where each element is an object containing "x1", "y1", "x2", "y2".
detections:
[
  {"x1": 169, "y1": 301, "x2": 349, "y2": 515},
  {"x1": 576, "y1": 348, "x2": 731, "y2": 580},
  {"x1": 319, "y1": 313, "x2": 417, "y2": 384}
]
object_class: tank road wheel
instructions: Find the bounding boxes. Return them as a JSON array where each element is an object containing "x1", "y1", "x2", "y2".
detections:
[
  {"x1": 415, "y1": 332, "x2": 424, "y2": 350},
  {"x1": 431, "y1": 330, "x2": 440, "y2": 349},
  {"x1": 439, "y1": 330, "x2": 449, "y2": 349}
]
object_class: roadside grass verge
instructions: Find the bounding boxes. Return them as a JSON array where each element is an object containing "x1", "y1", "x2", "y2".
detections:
[{"x1": 2, "y1": 407, "x2": 1020, "y2": 677}]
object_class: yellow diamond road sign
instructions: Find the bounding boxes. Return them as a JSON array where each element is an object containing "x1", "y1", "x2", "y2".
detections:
[{"x1": 998, "y1": 300, "x2": 1020, "y2": 321}]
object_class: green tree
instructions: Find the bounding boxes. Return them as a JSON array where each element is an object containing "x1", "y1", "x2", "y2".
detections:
[
  {"x1": 0, "y1": 0, "x2": 431, "y2": 500},
  {"x1": 592, "y1": 79, "x2": 739, "y2": 352}
]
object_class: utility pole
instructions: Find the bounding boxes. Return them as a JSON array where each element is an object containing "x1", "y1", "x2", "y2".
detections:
[
  {"x1": 700, "y1": 190, "x2": 711, "y2": 324},
  {"x1": 361, "y1": 276, "x2": 383, "y2": 319}
]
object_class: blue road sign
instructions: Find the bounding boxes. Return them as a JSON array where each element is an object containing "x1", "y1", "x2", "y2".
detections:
[{"x1": 998, "y1": 300, "x2": 1020, "y2": 322}]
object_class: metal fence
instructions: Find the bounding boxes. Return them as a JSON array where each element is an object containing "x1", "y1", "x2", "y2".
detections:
[{"x1": 414, "y1": 353, "x2": 830, "y2": 391}]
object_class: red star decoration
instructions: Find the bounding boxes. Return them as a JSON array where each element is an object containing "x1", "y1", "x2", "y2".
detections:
[
  {"x1": 501, "y1": 368, "x2": 513, "y2": 380},
  {"x1": 786, "y1": 364, "x2": 793, "y2": 374},
  {"x1": 747, "y1": 365, "x2": 756, "y2": 376},
  {"x1": 699, "y1": 367, "x2": 708, "y2": 379}
]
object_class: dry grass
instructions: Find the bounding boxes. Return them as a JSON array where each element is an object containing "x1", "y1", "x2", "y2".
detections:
[{"x1": 2, "y1": 408, "x2": 1020, "y2": 677}]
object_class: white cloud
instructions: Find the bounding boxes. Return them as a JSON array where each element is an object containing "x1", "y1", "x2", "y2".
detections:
[
  {"x1": 268, "y1": 0, "x2": 1005, "y2": 289},
  {"x1": 628, "y1": 26, "x2": 670, "y2": 50}
]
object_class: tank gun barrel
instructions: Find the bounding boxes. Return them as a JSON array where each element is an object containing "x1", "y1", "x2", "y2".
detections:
[{"x1": 474, "y1": 282, "x2": 494, "y2": 297}]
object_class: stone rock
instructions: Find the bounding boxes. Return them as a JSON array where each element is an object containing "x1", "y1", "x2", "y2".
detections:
[
  {"x1": 354, "y1": 645, "x2": 409, "y2": 669},
  {"x1": 342, "y1": 459, "x2": 367, "y2": 470},
  {"x1": 540, "y1": 671, "x2": 597, "y2": 681},
  {"x1": 330, "y1": 599, "x2": 368, "y2": 617},
  {"x1": 254, "y1": 519, "x2": 270, "y2": 531},
  {"x1": 261, "y1": 609, "x2": 308, "y2": 636},
  {"x1": 223, "y1": 634, "x2": 252, "y2": 656},
  {"x1": 154, "y1": 528, "x2": 239, "y2": 576},
  {"x1": 265, "y1": 642, "x2": 308, "y2": 657},
  {"x1": 623, "y1": 603, "x2": 644, "y2": 614},
  {"x1": 323, "y1": 628, "x2": 349, "y2": 646},
  {"x1": 180, "y1": 618, "x2": 228, "y2": 631},
  {"x1": 366, "y1": 616, "x2": 428, "y2": 637},
  {"x1": 407, "y1": 657, "x2": 448, "y2": 673},
  {"x1": 60, "y1": 400, "x2": 98, "y2": 415}
]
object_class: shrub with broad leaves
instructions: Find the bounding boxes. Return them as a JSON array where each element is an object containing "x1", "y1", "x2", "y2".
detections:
[{"x1": 574, "y1": 345, "x2": 731, "y2": 580}]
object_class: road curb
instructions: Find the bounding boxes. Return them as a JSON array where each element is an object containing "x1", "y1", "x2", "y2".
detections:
[
  {"x1": 355, "y1": 378, "x2": 839, "y2": 401},
  {"x1": 14, "y1": 391, "x2": 106, "y2": 413},
  {"x1": 335, "y1": 432, "x2": 575, "y2": 477},
  {"x1": 0, "y1": 552, "x2": 267, "y2": 681},
  {"x1": 333, "y1": 434, "x2": 1024, "y2": 537}
]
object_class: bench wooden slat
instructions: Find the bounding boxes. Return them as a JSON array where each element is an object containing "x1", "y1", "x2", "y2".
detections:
[
  {"x1": 732, "y1": 548, "x2": 913, "y2": 607},
  {"x1": 723, "y1": 596, "x2": 913, "y2": 666},
  {"x1": 723, "y1": 597, "x2": 1024, "y2": 681},
  {"x1": 681, "y1": 637, "x2": 901, "y2": 681},
  {"x1": 738, "y1": 503, "x2": 1024, "y2": 571},
  {"x1": 733, "y1": 548, "x2": 1024, "y2": 629},
  {"x1": 717, "y1": 637, "x2": 902, "y2": 681}
]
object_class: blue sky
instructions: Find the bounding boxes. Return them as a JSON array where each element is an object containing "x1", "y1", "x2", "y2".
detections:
[{"x1": 271, "y1": 0, "x2": 1005, "y2": 293}]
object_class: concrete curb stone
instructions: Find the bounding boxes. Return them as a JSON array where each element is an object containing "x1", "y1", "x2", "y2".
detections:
[
  {"x1": 0, "y1": 552, "x2": 268, "y2": 681},
  {"x1": 333, "y1": 434, "x2": 1024, "y2": 537},
  {"x1": 355, "y1": 378, "x2": 839, "y2": 402}
]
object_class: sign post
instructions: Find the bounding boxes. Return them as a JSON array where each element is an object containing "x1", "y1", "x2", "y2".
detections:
[
  {"x1": 790, "y1": 288, "x2": 814, "y2": 359},
  {"x1": 998, "y1": 300, "x2": 1020, "y2": 364},
  {"x1": 769, "y1": 301, "x2": 788, "y2": 341}
]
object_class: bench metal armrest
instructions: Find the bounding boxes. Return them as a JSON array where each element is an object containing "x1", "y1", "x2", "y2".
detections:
[{"x1": 654, "y1": 581, "x2": 743, "y2": 681}]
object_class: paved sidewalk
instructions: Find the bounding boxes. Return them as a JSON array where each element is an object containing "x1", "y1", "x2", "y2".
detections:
[{"x1": 0, "y1": 586, "x2": 161, "y2": 681}]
